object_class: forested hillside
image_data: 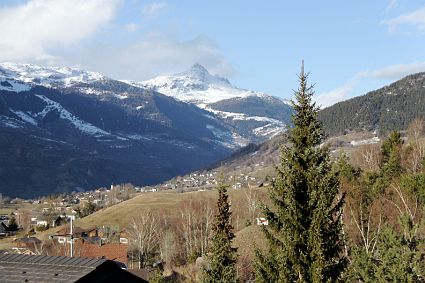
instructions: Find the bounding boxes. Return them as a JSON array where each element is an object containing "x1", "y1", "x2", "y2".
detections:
[{"x1": 319, "y1": 72, "x2": 425, "y2": 136}]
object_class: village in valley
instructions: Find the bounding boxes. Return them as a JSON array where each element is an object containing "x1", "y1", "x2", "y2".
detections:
[{"x1": 0, "y1": 165, "x2": 270, "y2": 275}]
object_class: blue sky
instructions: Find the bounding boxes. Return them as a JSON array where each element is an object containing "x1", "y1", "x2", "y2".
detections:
[{"x1": 0, "y1": 0, "x2": 425, "y2": 106}]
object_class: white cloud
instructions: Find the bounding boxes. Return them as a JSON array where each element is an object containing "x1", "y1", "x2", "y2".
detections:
[
  {"x1": 0, "y1": 0, "x2": 120, "y2": 62},
  {"x1": 315, "y1": 61, "x2": 425, "y2": 108},
  {"x1": 315, "y1": 83, "x2": 355, "y2": 108},
  {"x1": 382, "y1": 6, "x2": 425, "y2": 33},
  {"x1": 385, "y1": 0, "x2": 398, "y2": 12},
  {"x1": 143, "y1": 2, "x2": 168, "y2": 17},
  {"x1": 357, "y1": 61, "x2": 425, "y2": 80},
  {"x1": 66, "y1": 34, "x2": 235, "y2": 81},
  {"x1": 124, "y1": 23, "x2": 140, "y2": 32}
]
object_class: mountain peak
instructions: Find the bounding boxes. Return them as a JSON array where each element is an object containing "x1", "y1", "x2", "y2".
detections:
[
  {"x1": 179, "y1": 63, "x2": 212, "y2": 78},
  {"x1": 190, "y1": 62, "x2": 209, "y2": 73}
]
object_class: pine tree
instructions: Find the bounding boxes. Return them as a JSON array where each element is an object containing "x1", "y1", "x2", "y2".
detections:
[
  {"x1": 381, "y1": 131, "x2": 403, "y2": 178},
  {"x1": 202, "y1": 182, "x2": 237, "y2": 283},
  {"x1": 255, "y1": 64, "x2": 347, "y2": 282}
]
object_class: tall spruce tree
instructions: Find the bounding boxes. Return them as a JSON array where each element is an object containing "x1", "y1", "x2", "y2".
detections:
[
  {"x1": 202, "y1": 182, "x2": 237, "y2": 283},
  {"x1": 255, "y1": 64, "x2": 347, "y2": 282}
]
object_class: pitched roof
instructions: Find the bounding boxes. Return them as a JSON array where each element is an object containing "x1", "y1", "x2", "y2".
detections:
[
  {"x1": 0, "y1": 222, "x2": 7, "y2": 233},
  {"x1": 0, "y1": 254, "x2": 146, "y2": 282},
  {"x1": 0, "y1": 253, "x2": 106, "y2": 282},
  {"x1": 79, "y1": 243, "x2": 128, "y2": 265},
  {"x1": 56, "y1": 226, "x2": 86, "y2": 236},
  {"x1": 15, "y1": 236, "x2": 42, "y2": 244}
]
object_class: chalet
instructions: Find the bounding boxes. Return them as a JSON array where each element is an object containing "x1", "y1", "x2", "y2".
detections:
[
  {"x1": 36, "y1": 219, "x2": 48, "y2": 227},
  {"x1": 55, "y1": 226, "x2": 87, "y2": 244},
  {"x1": 232, "y1": 182, "x2": 242, "y2": 189},
  {"x1": 119, "y1": 229, "x2": 128, "y2": 244},
  {"x1": 0, "y1": 254, "x2": 146, "y2": 282},
  {"x1": 86, "y1": 226, "x2": 113, "y2": 240}
]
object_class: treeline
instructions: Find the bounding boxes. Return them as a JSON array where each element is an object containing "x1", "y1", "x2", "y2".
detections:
[{"x1": 319, "y1": 72, "x2": 425, "y2": 136}]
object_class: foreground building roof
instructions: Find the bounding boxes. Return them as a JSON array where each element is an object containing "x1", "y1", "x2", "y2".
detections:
[{"x1": 0, "y1": 253, "x2": 145, "y2": 282}]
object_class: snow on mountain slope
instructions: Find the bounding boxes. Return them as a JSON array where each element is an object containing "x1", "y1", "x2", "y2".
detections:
[
  {"x1": 34, "y1": 94, "x2": 111, "y2": 137},
  {"x1": 0, "y1": 78, "x2": 31, "y2": 92},
  {"x1": 0, "y1": 62, "x2": 291, "y2": 144},
  {"x1": 125, "y1": 63, "x2": 287, "y2": 105},
  {"x1": 125, "y1": 63, "x2": 292, "y2": 142},
  {"x1": 0, "y1": 62, "x2": 104, "y2": 88}
]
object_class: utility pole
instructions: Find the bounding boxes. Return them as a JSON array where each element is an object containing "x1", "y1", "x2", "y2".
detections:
[{"x1": 70, "y1": 217, "x2": 74, "y2": 257}]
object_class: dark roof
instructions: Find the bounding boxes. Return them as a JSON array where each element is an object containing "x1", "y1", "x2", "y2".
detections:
[
  {"x1": 0, "y1": 253, "x2": 106, "y2": 282},
  {"x1": 56, "y1": 226, "x2": 86, "y2": 236},
  {"x1": 15, "y1": 237, "x2": 42, "y2": 244},
  {"x1": 0, "y1": 254, "x2": 146, "y2": 283},
  {"x1": 0, "y1": 222, "x2": 7, "y2": 233}
]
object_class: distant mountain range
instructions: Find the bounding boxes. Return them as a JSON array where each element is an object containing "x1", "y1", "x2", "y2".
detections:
[
  {"x1": 2, "y1": 61, "x2": 423, "y2": 198},
  {"x1": 319, "y1": 72, "x2": 425, "y2": 136},
  {"x1": 127, "y1": 63, "x2": 293, "y2": 143},
  {"x1": 0, "y1": 63, "x2": 292, "y2": 198}
]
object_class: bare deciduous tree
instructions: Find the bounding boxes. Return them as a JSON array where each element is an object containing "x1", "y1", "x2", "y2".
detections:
[
  {"x1": 243, "y1": 184, "x2": 259, "y2": 225},
  {"x1": 353, "y1": 144, "x2": 381, "y2": 172},
  {"x1": 404, "y1": 118, "x2": 425, "y2": 173},
  {"x1": 348, "y1": 202, "x2": 382, "y2": 255},
  {"x1": 179, "y1": 198, "x2": 214, "y2": 261},
  {"x1": 128, "y1": 210, "x2": 160, "y2": 268},
  {"x1": 160, "y1": 230, "x2": 179, "y2": 268}
]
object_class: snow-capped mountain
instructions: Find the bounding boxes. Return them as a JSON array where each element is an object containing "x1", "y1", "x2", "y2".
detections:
[
  {"x1": 128, "y1": 63, "x2": 261, "y2": 104},
  {"x1": 126, "y1": 63, "x2": 293, "y2": 142},
  {"x1": 0, "y1": 62, "x2": 105, "y2": 89},
  {"x1": 0, "y1": 62, "x2": 240, "y2": 198},
  {"x1": 0, "y1": 62, "x2": 293, "y2": 198}
]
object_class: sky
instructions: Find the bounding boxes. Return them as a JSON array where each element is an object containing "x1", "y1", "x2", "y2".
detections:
[{"x1": 0, "y1": 0, "x2": 425, "y2": 107}]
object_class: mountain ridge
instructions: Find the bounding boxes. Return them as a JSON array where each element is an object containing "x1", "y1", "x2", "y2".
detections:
[
  {"x1": 128, "y1": 63, "x2": 293, "y2": 142},
  {"x1": 0, "y1": 63, "x2": 242, "y2": 198},
  {"x1": 319, "y1": 72, "x2": 425, "y2": 136}
]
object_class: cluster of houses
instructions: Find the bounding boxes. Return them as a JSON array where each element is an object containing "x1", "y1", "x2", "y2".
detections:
[
  {"x1": 157, "y1": 170, "x2": 265, "y2": 191},
  {"x1": 8, "y1": 225, "x2": 130, "y2": 266}
]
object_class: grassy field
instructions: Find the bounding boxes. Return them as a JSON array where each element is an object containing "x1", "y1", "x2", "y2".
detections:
[
  {"x1": 0, "y1": 203, "x2": 36, "y2": 215},
  {"x1": 0, "y1": 187, "x2": 266, "y2": 249},
  {"x1": 75, "y1": 190, "x2": 218, "y2": 229}
]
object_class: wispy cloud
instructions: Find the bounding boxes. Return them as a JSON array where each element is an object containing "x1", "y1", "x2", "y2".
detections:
[
  {"x1": 316, "y1": 61, "x2": 425, "y2": 107},
  {"x1": 143, "y1": 2, "x2": 168, "y2": 18},
  {"x1": 357, "y1": 61, "x2": 425, "y2": 80},
  {"x1": 382, "y1": 6, "x2": 425, "y2": 33},
  {"x1": 66, "y1": 34, "x2": 235, "y2": 81},
  {"x1": 124, "y1": 23, "x2": 139, "y2": 32},
  {"x1": 384, "y1": 0, "x2": 398, "y2": 12},
  {"x1": 315, "y1": 82, "x2": 355, "y2": 108},
  {"x1": 0, "y1": 0, "x2": 120, "y2": 63}
]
